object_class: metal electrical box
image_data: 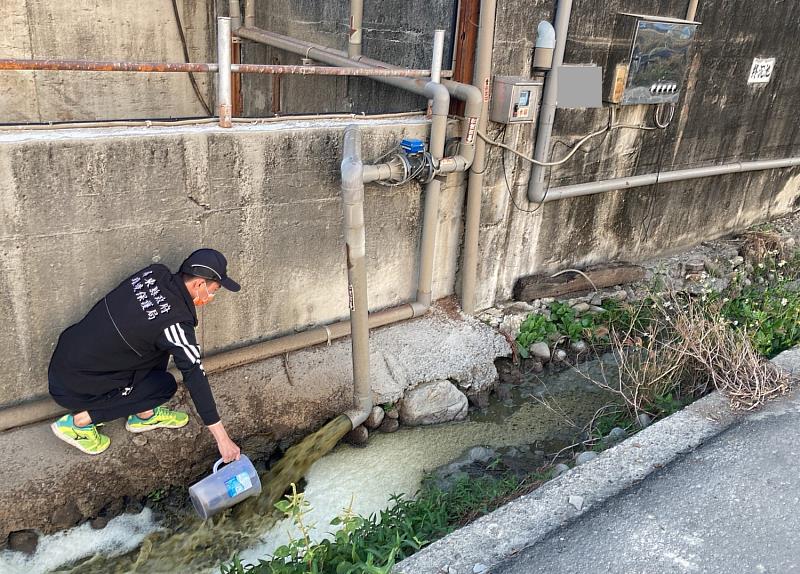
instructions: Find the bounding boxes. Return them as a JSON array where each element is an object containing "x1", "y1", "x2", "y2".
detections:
[
  {"x1": 489, "y1": 76, "x2": 543, "y2": 123},
  {"x1": 604, "y1": 13, "x2": 699, "y2": 105}
]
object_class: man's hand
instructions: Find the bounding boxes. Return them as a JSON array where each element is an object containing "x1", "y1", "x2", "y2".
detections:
[{"x1": 207, "y1": 421, "x2": 241, "y2": 463}]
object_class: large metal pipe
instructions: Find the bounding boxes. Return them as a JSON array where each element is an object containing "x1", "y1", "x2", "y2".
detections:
[
  {"x1": 217, "y1": 17, "x2": 233, "y2": 128},
  {"x1": 527, "y1": 0, "x2": 573, "y2": 203},
  {"x1": 244, "y1": 0, "x2": 255, "y2": 28},
  {"x1": 229, "y1": 0, "x2": 242, "y2": 31},
  {"x1": 461, "y1": 0, "x2": 497, "y2": 315},
  {"x1": 538, "y1": 157, "x2": 800, "y2": 202},
  {"x1": 341, "y1": 126, "x2": 372, "y2": 427},
  {"x1": 348, "y1": 0, "x2": 364, "y2": 58}
]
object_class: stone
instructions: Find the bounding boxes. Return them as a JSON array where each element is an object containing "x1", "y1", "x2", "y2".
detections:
[
  {"x1": 637, "y1": 413, "x2": 652, "y2": 428},
  {"x1": 531, "y1": 360, "x2": 544, "y2": 374},
  {"x1": 604, "y1": 427, "x2": 627, "y2": 445},
  {"x1": 685, "y1": 258, "x2": 705, "y2": 273},
  {"x1": 132, "y1": 434, "x2": 147, "y2": 447},
  {"x1": 344, "y1": 425, "x2": 369, "y2": 446},
  {"x1": 468, "y1": 390, "x2": 490, "y2": 409},
  {"x1": 611, "y1": 289, "x2": 628, "y2": 301},
  {"x1": 473, "y1": 563, "x2": 490, "y2": 573},
  {"x1": 553, "y1": 349, "x2": 568, "y2": 362},
  {"x1": 468, "y1": 446, "x2": 495, "y2": 463},
  {"x1": 589, "y1": 305, "x2": 606, "y2": 314},
  {"x1": 363, "y1": 406, "x2": 385, "y2": 430},
  {"x1": 504, "y1": 301, "x2": 534, "y2": 314},
  {"x1": 529, "y1": 342, "x2": 551, "y2": 362},
  {"x1": 8, "y1": 530, "x2": 38, "y2": 554},
  {"x1": 730, "y1": 255, "x2": 745, "y2": 267},
  {"x1": 385, "y1": 407, "x2": 399, "y2": 420},
  {"x1": 51, "y1": 501, "x2": 82, "y2": 529},
  {"x1": 399, "y1": 380, "x2": 468, "y2": 426},
  {"x1": 553, "y1": 463, "x2": 570, "y2": 477},
  {"x1": 574, "y1": 451, "x2": 598, "y2": 466},
  {"x1": 568, "y1": 495, "x2": 584, "y2": 511},
  {"x1": 589, "y1": 294, "x2": 603, "y2": 306},
  {"x1": 378, "y1": 417, "x2": 400, "y2": 433},
  {"x1": 704, "y1": 260, "x2": 723, "y2": 277},
  {"x1": 571, "y1": 302, "x2": 591, "y2": 314},
  {"x1": 90, "y1": 516, "x2": 109, "y2": 530},
  {"x1": 570, "y1": 340, "x2": 588, "y2": 354}
]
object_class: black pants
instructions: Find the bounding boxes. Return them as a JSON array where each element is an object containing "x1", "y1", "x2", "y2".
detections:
[{"x1": 49, "y1": 369, "x2": 177, "y2": 424}]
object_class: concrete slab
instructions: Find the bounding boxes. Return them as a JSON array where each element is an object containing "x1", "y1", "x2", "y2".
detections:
[
  {"x1": 0, "y1": 305, "x2": 509, "y2": 540},
  {"x1": 394, "y1": 347, "x2": 799, "y2": 574}
]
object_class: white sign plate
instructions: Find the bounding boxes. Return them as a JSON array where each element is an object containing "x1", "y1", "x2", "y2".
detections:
[{"x1": 748, "y1": 57, "x2": 775, "y2": 84}]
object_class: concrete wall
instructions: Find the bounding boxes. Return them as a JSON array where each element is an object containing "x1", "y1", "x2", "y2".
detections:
[
  {"x1": 0, "y1": 0, "x2": 217, "y2": 122},
  {"x1": 0, "y1": 118, "x2": 468, "y2": 406}
]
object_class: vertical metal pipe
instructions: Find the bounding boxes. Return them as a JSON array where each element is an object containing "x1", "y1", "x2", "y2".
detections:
[
  {"x1": 527, "y1": 0, "x2": 573, "y2": 202},
  {"x1": 686, "y1": 0, "x2": 699, "y2": 20},
  {"x1": 244, "y1": 0, "x2": 255, "y2": 28},
  {"x1": 348, "y1": 0, "x2": 364, "y2": 58},
  {"x1": 229, "y1": 0, "x2": 242, "y2": 30},
  {"x1": 461, "y1": 0, "x2": 496, "y2": 315},
  {"x1": 217, "y1": 17, "x2": 233, "y2": 128},
  {"x1": 341, "y1": 126, "x2": 372, "y2": 428},
  {"x1": 427, "y1": 29, "x2": 446, "y2": 116}
]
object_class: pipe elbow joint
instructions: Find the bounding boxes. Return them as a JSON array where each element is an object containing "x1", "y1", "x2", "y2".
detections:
[{"x1": 424, "y1": 81, "x2": 450, "y2": 116}]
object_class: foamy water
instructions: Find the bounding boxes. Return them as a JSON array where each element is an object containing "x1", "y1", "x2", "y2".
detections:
[{"x1": 0, "y1": 509, "x2": 161, "y2": 574}]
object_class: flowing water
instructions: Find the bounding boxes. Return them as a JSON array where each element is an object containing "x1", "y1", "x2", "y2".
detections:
[{"x1": 1, "y1": 359, "x2": 618, "y2": 573}]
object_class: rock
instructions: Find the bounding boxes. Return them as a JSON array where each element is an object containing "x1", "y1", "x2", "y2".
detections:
[
  {"x1": 499, "y1": 314, "x2": 524, "y2": 338},
  {"x1": 685, "y1": 258, "x2": 705, "y2": 273},
  {"x1": 743, "y1": 278, "x2": 752, "y2": 287},
  {"x1": 378, "y1": 417, "x2": 400, "y2": 433},
  {"x1": 730, "y1": 255, "x2": 745, "y2": 267},
  {"x1": 8, "y1": 530, "x2": 38, "y2": 555},
  {"x1": 589, "y1": 305, "x2": 606, "y2": 314},
  {"x1": 385, "y1": 407, "x2": 399, "y2": 420},
  {"x1": 468, "y1": 390, "x2": 490, "y2": 409},
  {"x1": 637, "y1": 413, "x2": 652, "y2": 428},
  {"x1": 529, "y1": 341, "x2": 551, "y2": 362},
  {"x1": 468, "y1": 446, "x2": 494, "y2": 463},
  {"x1": 504, "y1": 301, "x2": 534, "y2": 314},
  {"x1": 568, "y1": 495, "x2": 585, "y2": 511},
  {"x1": 51, "y1": 501, "x2": 82, "y2": 529},
  {"x1": 553, "y1": 349, "x2": 568, "y2": 362},
  {"x1": 704, "y1": 260, "x2": 722, "y2": 277},
  {"x1": 344, "y1": 425, "x2": 369, "y2": 446},
  {"x1": 531, "y1": 360, "x2": 544, "y2": 374},
  {"x1": 603, "y1": 427, "x2": 627, "y2": 445},
  {"x1": 571, "y1": 302, "x2": 591, "y2": 314},
  {"x1": 125, "y1": 497, "x2": 144, "y2": 515},
  {"x1": 363, "y1": 406, "x2": 385, "y2": 430},
  {"x1": 473, "y1": 563, "x2": 490, "y2": 573},
  {"x1": 570, "y1": 340, "x2": 588, "y2": 354},
  {"x1": 589, "y1": 294, "x2": 603, "y2": 306},
  {"x1": 553, "y1": 463, "x2": 570, "y2": 477},
  {"x1": 611, "y1": 289, "x2": 628, "y2": 301},
  {"x1": 399, "y1": 380, "x2": 468, "y2": 426},
  {"x1": 90, "y1": 516, "x2": 109, "y2": 530},
  {"x1": 574, "y1": 451, "x2": 598, "y2": 466},
  {"x1": 132, "y1": 434, "x2": 147, "y2": 447}
]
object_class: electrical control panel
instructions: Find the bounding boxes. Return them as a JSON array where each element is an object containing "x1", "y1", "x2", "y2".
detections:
[
  {"x1": 489, "y1": 76, "x2": 543, "y2": 123},
  {"x1": 604, "y1": 13, "x2": 699, "y2": 105}
]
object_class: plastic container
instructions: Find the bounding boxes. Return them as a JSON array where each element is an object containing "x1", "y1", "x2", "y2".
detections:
[{"x1": 188, "y1": 455, "x2": 262, "y2": 519}]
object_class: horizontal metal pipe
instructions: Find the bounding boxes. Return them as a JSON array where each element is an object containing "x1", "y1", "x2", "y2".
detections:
[
  {"x1": 0, "y1": 58, "x2": 435, "y2": 78},
  {"x1": 0, "y1": 304, "x2": 419, "y2": 433},
  {"x1": 543, "y1": 157, "x2": 800, "y2": 202},
  {"x1": 232, "y1": 63, "x2": 434, "y2": 76},
  {"x1": 0, "y1": 58, "x2": 218, "y2": 73}
]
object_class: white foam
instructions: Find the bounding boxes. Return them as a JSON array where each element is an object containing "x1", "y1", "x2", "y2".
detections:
[{"x1": 0, "y1": 508, "x2": 161, "y2": 574}]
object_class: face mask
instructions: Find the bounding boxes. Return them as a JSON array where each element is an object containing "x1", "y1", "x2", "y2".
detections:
[{"x1": 193, "y1": 282, "x2": 215, "y2": 307}]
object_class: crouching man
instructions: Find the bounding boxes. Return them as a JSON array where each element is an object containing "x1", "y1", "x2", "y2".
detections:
[{"x1": 48, "y1": 248, "x2": 241, "y2": 462}]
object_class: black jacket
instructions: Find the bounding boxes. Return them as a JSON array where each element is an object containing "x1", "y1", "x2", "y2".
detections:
[{"x1": 48, "y1": 264, "x2": 220, "y2": 425}]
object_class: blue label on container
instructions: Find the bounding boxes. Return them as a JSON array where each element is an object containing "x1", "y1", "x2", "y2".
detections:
[{"x1": 225, "y1": 472, "x2": 252, "y2": 498}]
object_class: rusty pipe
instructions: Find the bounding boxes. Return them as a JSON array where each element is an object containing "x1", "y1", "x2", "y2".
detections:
[{"x1": 0, "y1": 58, "x2": 218, "y2": 73}]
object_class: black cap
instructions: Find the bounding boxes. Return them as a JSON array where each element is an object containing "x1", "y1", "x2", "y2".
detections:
[{"x1": 179, "y1": 249, "x2": 241, "y2": 292}]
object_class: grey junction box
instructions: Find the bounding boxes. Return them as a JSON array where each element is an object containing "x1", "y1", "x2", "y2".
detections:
[
  {"x1": 489, "y1": 76, "x2": 543, "y2": 124},
  {"x1": 604, "y1": 13, "x2": 700, "y2": 105}
]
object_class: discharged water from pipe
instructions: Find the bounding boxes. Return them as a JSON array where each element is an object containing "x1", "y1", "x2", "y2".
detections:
[{"x1": 0, "y1": 363, "x2": 617, "y2": 573}]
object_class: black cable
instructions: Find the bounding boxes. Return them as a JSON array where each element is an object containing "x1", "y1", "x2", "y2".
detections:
[
  {"x1": 170, "y1": 0, "x2": 213, "y2": 116},
  {"x1": 500, "y1": 126, "x2": 545, "y2": 214}
]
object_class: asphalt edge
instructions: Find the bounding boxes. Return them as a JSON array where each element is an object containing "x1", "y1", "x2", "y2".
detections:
[{"x1": 394, "y1": 348, "x2": 800, "y2": 574}]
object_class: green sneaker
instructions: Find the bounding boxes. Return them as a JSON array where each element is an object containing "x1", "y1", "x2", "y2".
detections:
[
  {"x1": 51, "y1": 414, "x2": 111, "y2": 455},
  {"x1": 125, "y1": 405, "x2": 189, "y2": 433}
]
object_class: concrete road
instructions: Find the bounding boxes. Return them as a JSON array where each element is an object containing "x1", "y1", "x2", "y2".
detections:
[{"x1": 491, "y1": 390, "x2": 800, "y2": 574}]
